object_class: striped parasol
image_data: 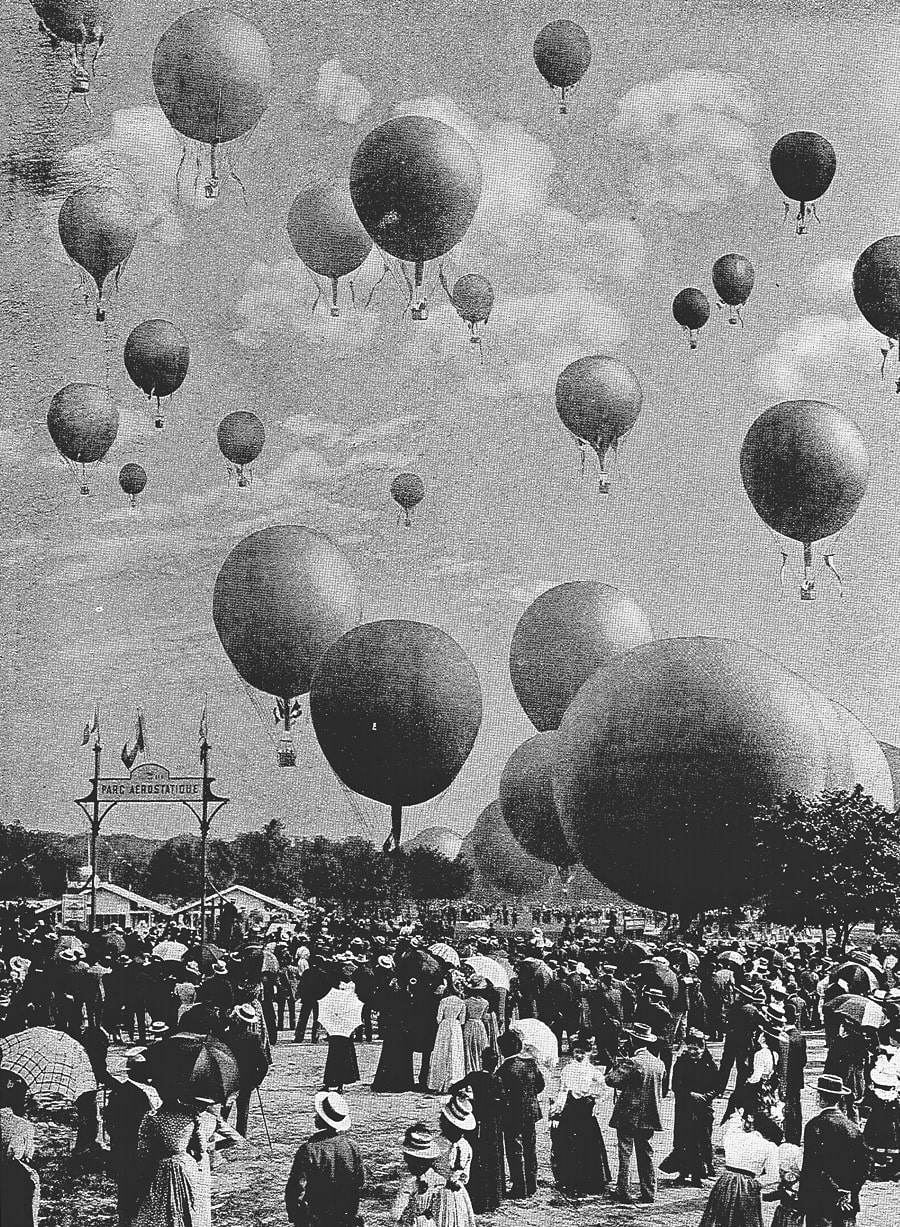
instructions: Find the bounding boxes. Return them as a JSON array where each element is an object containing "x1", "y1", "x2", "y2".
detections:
[{"x1": 0, "y1": 1027, "x2": 97, "y2": 1100}]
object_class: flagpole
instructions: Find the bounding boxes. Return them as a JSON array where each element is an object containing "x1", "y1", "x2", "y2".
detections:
[
  {"x1": 199, "y1": 732, "x2": 210, "y2": 969},
  {"x1": 90, "y1": 733, "x2": 101, "y2": 933}
]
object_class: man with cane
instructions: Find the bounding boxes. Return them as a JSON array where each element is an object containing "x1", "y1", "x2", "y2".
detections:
[{"x1": 223, "y1": 1003, "x2": 271, "y2": 1136}]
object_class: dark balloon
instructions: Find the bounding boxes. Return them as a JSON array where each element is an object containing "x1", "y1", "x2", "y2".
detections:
[
  {"x1": 213, "y1": 525, "x2": 362, "y2": 701},
  {"x1": 469, "y1": 800, "x2": 554, "y2": 896},
  {"x1": 770, "y1": 132, "x2": 835, "y2": 233},
  {"x1": 553, "y1": 637, "x2": 834, "y2": 914},
  {"x1": 30, "y1": 0, "x2": 104, "y2": 45},
  {"x1": 119, "y1": 462, "x2": 147, "y2": 505},
  {"x1": 509, "y1": 581, "x2": 653, "y2": 731},
  {"x1": 712, "y1": 254, "x2": 754, "y2": 324},
  {"x1": 672, "y1": 288, "x2": 710, "y2": 347},
  {"x1": 309, "y1": 619, "x2": 482, "y2": 818},
  {"x1": 452, "y1": 273, "x2": 494, "y2": 324},
  {"x1": 499, "y1": 732, "x2": 574, "y2": 868},
  {"x1": 533, "y1": 20, "x2": 591, "y2": 113},
  {"x1": 218, "y1": 411, "x2": 265, "y2": 485},
  {"x1": 124, "y1": 320, "x2": 189, "y2": 423},
  {"x1": 47, "y1": 383, "x2": 118, "y2": 464},
  {"x1": 555, "y1": 356, "x2": 643, "y2": 491},
  {"x1": 287, "y1": 185, "x2": 373, "y2": 280},
  {"x1": 853, "y1": 236, "x2": 900, "y2": 341},
  {"x1": 390, "y1": 473, "x2": 424, "y2": 526},
  {"x1": 58, "y1": 186, "x2": 138, "y2": 320}
]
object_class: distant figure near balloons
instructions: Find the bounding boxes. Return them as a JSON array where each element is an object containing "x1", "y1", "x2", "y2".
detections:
[
  {"x1": 711, "y1": 254, "x2": 754, "y2": 325},
  {"x1": 218, "y1": 411, "x2": 265, "y2": 487},
  {"x1": 390, "y1": 473, "x2": 425, "y2": 527},
  {"x1": 440, "y1": 271, "x2": 494, "y2": 359},
  {"x1": 152, "y1": 8, "x2": 272, "y2": 199},
  {"x1": 29, "y1": 0, "x2": 105, "y2": 109},
  {"x1": 555, "y1": 356, "x2": 643, "y2": 492},
  {"x1": 533, "y1": 20, "x2": 592, "y2": 115},
  {"x1": 286, "y1": 184, "x2": 373, "y2": 317},
  {"x1": 47, "y1": 383, "x2": 119, "y2": 495},
  {"x1": 672, "y1": 288, "x2": 710, "y2": 349},
  {"x1": 123, "y1": 321, "x2": 190, "y2": 429},
  {"x1": 119, "y1": 462, "x2": 147, "y2": 508},
  {"x1": 58, "y1": 186, "x2": 138, "y2": 322},
  {"x1": 853, "y1": 236, "x2": 900, "y2": 390},
  {"x1": 769, "y1": 131, "x2": 836, "y2": 235}
]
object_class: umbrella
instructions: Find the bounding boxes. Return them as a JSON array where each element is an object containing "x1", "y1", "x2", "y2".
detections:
[
  {"x1": 0, "y1": 1028, "x2": 97, "y2": 1100},
  {"x1": 317, "y1": 988, "x2": 364, "y2": 1037},
  {"x1": 510, "y1": 1018, "x2": 558, "y2": 1067},
  {"x1": 97, "y1": 932, "x2": 126, "y2": 956},
  {"x1": 719, "y1": 951, "x2": 745, "y2": 967},
  {"x1": 429, "y1": 942, "x2": 460, "y2": 968},
  {"x1": 145, "y1": 1032, "x2": 240, "y2": 1104},
  {"x1": 152, "y1": 940, "x2": 189, "y2": 961},
  {"x1": 464, "y1": 955, "x2": 511, "y2": 990},
  {"x1": 184, "y1": 943, "x2": 225, "y2": 971},
  {"x1": 835, "y1": 962, "x2": 880, "y2": 994},
  {"x1": 624, "y1": 940, "x2": 653, "y2": 959},
  {"x1": 675, "y1": 948, "x2": 699, "y2": 972},
  {"x1": 829, "y1": 994, "x2": 885, "y2": 1029}
]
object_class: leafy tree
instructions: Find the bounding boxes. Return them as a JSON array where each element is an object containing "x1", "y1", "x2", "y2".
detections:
[
  {"x1": 752, "y1": 788, "x2": 900, "y2": 950},
  {"x1": 0, "y1": 822, "x2": 76, "y2": 898},
  {"x1": 396, "y1": 846, "x2": 473, "y2": 910},
  {"x1": 143, "y1": 834, "x2": 235, "y2": 902},
  {"x1": 230, "y1": 818, "x2": 299, "y2": 900}
]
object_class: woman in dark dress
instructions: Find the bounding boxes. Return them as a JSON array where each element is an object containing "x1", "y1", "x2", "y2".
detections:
[
  {"x1": 549, "y1": 1036, "x2": 610, "y2": 1195},
  {"x1": 449, "y1": 1048, "x2": 506, "y2": 1212},
  {"x1": 373, "y1": 972, "x2": 415, "y2": 1092},
  {"x1": 661, "y1": 1029, "x2": 718, "y2": 1185}
]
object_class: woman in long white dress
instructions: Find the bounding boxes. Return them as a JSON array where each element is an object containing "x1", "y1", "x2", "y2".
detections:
[{"x1": 428, "y1": 989, "x2": 466, "y2": 1093}]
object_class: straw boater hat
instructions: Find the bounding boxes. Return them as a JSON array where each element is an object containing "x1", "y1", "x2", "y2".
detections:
[
  {"x1": 315, "y1": 1091, "x2": 351, "y2": 1133},
  {"x1": 148, "y1": 1021, "x2": 169, "y2": 1036},
  {"x1": 816, "y1": 1074, "x2": 851, "y2": 1098},
  {"x1": 377, "y1": 955, "x2": 394, "y2": 970},
  {"x1": 232, "y1": 1003, "x2": 257, "y2": 1024},
  {"x1": 402, "y1": 1122, "x2": 444, "y2": 1160},
  {"x1": 58, "y1": 949, "x2": 77, "y2": 962},
  {"x1": 625, "y1": 1022, "x2": 657, "y2": 1045},
  {"x1": 211, "y1": 960, "x2": 229, "y2": 976},
  {"x1": 441, "y1": 1090, "x2": 476, "y2": 1132}
]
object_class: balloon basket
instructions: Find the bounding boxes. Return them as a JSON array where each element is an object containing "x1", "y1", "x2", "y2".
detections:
[
  {"x1": 800, "y1": 586, "x2": 815, "y2": 602},
  {"x1": 205, "y1": 179, "x2": 220, "y2": 200},
  {"x1": 154, "y1": 417, "x2": 164, "y2": 430},
  {"x1": 96, "y1": 306, "x2": 106, "y2": 322},
  {"x1": 597, "y1": 475, "x2": 610, "y2": 495},
  {"x1": 79, "y1": 484, "x2": 90, "y2": 496},
  {"x1": 277, "y1": 744, "x2": 297, "y2": 767},
  {"x1": 411, "y1": 304, "x2": 429, "y2": 321},
  {"x1": 237, "y1": 473, "x2": 250, "y2": 489},
  {"x1": 330, "y1": 307, "x2": 340, "y2": 318},
  {"x1": 72, "y1": 77, "x2": 90, "y2": 95}
]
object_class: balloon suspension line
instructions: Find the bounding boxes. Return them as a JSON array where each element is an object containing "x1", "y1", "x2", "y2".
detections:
[
  {"x1": 411, "y1": 260, "x2": 429, "y2": 321},
  {"x1": 683, "y1": 326, "x2": 698, "y2": 350},
  {"x1": 557, "y1": 85, "x2": 570, "y2": 116},
  {"x1": 800, "y1": 541, "x2": 815, "y2": 602},
  {"x1": 174, "y1": 143, "x2": 188, "y2": 203},
  {"x1": 62, "y1": 42, "x2": 93, "y2": 114},
  {"x1": 383, "y1": 803, "x2": 403, "y2": 853},
  {"x1": 330, "y1": 276, "x2": 340, "y2": 318},
  {"x1": 305, "y1": 267, "x2": 325, "y2": 315},
  {"x1": 396, "y1": 506, "x2": 412, "y2": 529}
]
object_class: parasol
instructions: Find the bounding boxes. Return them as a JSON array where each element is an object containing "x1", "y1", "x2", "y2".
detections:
[
  {"x1": 0, "y1": 1027, "x2": 97, "y2": 1100},
  {"x1": 675, "y1": 948, "x2": 699, "y2": 972},
  {"x1": 184, "y1": 943, "x2": 225, "y2": 971},
  {"x1": 429, "y1": 942, "x2": 460, "y2": 968},
  {"x1": 834, "y1": 962, "x2": 880, "y2": 995},
  {"x1": 719, "y1": 951, "x2": 745, "y2": 968},
  {"x1": 144, "y1": 1031, "x2": 240, "y2": 1104},
  {"x1": 464, "y1": 955, "x2": 511, "y2": 990},
  {"x1": 152, "y1": 940, "x2": 189, "y2": 961},
  {"x1": 510, "y1": 1018, "x2": 558, "y2": 1067},
  {"x1": 317, "y1": 987, "x2": 364, "y2": 1037},
  {"x1": 829, "y1": 993, "x2": 885, "y2": 1029}
]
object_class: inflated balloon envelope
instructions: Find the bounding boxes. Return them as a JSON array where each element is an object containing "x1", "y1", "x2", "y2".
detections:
[
  {"x1": 499, "y1": 732, "x2": 574, "y2": 870},
  {"x1": 468, "y1": 799, "x2": 554, "y2": 897}
]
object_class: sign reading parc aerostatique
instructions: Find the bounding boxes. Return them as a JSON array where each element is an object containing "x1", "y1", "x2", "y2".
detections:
[{"x1": 96, "y1": 763, "x2": 204, "y2": 803}]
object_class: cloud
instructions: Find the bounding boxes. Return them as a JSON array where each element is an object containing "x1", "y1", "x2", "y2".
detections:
[
  {"x1": 804, "y1": 258, "x2": 855, "y2": 310},
  {"x1": 608, "y1": 70, "x2": 761, "y2": 214},
  {"x1": 316, "y1": 59, "x2": 372, "y2": 125},
  {"x1": 0, "y1": 426, "x2": 27, "y2": 463},
  {"x1": 754, "y1": 314, "x2": 884, "y2": 400}
]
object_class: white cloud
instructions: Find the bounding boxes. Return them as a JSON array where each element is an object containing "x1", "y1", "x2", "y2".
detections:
[
  {"x1": 754, "y1": 314, "x2": 885, "y2": 400},
  {"x1": 804, "y1": 258, "x2": 855, "y2": 310},
  {"x1": 608, "y1": 70, "x2": 761, "y2": 214},
  {"x1": 316, "y1": 58, "x2": 372, "y2": 125}
]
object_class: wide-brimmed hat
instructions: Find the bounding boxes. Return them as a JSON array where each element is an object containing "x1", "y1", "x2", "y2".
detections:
[
  {"x1": 148, "y1": 1021, "x2": 169, "y2": 1035},
  {"x1": 9, "y1": 956, "x2": 29, "y2": 974},
  {"x1": 58, "y1": 949, "x2": 77, "y2": 962},
  {"x1": 232, "y1": 1003, "x2": 257, "y2": 1024},
  {"x1": 735, "y1": 983, "x2": 758, "y2": 1000},
  {"x1": 625, "y1": 1022, "x2": 657, "y2": 1045},
  {"x1": 848, "y1": 948, "x2": 883, "y2": 972},
  {"x1": 815, "y1": 1074, "x2": 851, "y2": 1098},
  {"x1": 467, "y1": 975, "x2": 488, "y2": 991},
  {"x1": 211, "y1": 960, "x2": 228, "y2": 975},
  {"x1": 402, "y1": 1122, "x2": 443, "y2": 1160},
  {"x1": 125, "y1": 1046, "x2": 148, "y2": 1063},
  {"x1": 644, "y1": 988, "x2": 665, "y2": 1001},
  {"x1": 872, "y1": 1067, "x2": 899, "y2": 1090},
  {"x1": 377, "y1": 955, "x2": 394, "y2": 970},
  {"x1": 441, "y1": 1090, "x2": 476, "y2": 1132},
  {"x1": 686, "y1": 1028, "x2": 707, "y2": 1044},
  {"x1": 315, "y1": 1091, "x2": 351, "y2": 1132}
]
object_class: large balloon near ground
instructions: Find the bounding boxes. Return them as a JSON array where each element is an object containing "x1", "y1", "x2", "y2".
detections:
[
  {"x1": 499, "y1": 732, "x2": 573, "y2": 868},
  {"x1": 349, "y1": 116, "x2": 482, "y2": 264},
  {"x1": 469, "y1": 801, "x2": 554, "y2": 897},
  {"x1": 831, "y1": 704, "x2": 894, "y2": 810},
  {"x1": 286, "y1": 185, "x2": 373, "y2": 279},
  {"x1": 309, "y1": 620, "x2": 483, "y2": 807},
  {"x1": 212, "y1": 526, "x2": 362, "y2": 701},
  {"x1": 553, "y1": 637, "x2": 835, "y2": 914},
  {"x1": 404, "y1": 827, "x2": 464, "y2": 860},
  {"x1": 740, "y1": 401, "x2": 869, "y2": 544},
  {"x1": 509, "y1": 581, "x2": 654, "y2": 731}
]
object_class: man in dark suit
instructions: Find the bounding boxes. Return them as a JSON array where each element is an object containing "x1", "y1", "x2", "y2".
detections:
[
  {"x1": 588, "y1": 965, "x2": 634, "y2": 1067},
  {"x1": 718, "y1": 983, "x2": 764, "y2": 1104},
  {"x1": 606, "y1": 1021, "x2": 665, "y2": 1204},
  {"x1": 799, "y1": 1074, "x2": 868, "y2": 1227},
  {"x1": 285, "y1": 1092, "x2": 364, "y2": 1227},
  {"x1": 496, "y1": 1028, "x2": 545, "y2": 1199},
  {"x1": 516, "y1": 943, "x2": 553, "y2": 1019},
  {"x1": 104, "y1": 1048, "x2": 157, "y2": 1225}
]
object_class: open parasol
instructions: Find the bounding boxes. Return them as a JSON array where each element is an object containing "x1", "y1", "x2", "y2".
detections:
[
  {"x1": 144, "y1": 1031, "x2": 240, "y2": 1104},
  {"x1": 0, "y1": 1027, "x2": 97, "y2": 1100},
  {"x1": 429, "y1": 942, "x2": 460, "y2": 968},
  {"x1": 317, "y1": 988, "x2": 364, "y2": 1038},
  {"x1": 510, "y1": 1018, "x2": 558, "y2": 1067},
  {"x1": 152, "y1": 940, "x2": 189, "y2": 961},
  {"x1": 184, "y1": 943, "x2": 226, "y2": 971},
  {"x1": 829, "y1": 994, "x2": 885, "y2": 1029},
  {"x1": 464, "y1": 955, "x2": 511, "y2": 990}
]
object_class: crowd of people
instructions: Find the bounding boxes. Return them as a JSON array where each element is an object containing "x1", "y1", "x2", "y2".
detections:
[{"x1": 1, "y1": 895, "x2": 899, "y2": 1227}]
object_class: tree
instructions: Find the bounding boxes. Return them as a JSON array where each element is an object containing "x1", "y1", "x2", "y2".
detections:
[
  {"x1": 230, "y1": 818, "x2": 299, "y2": 901},
  {"x1": 396, "y1": 846, "x2": 473, "y2": 910},
  {"x1": 143, "y1": 835, "x2": 235, "y2": 902},
  {"x1": 0, "y1": 823, "x2": 76, "y2": 898},
  {"x1": 752, "y1": 788, "x2": 900, "y2": 949}
]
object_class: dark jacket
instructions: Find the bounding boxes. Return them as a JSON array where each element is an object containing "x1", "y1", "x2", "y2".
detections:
[
  {"x1": 104, "y1": 1077, "x2": 154, "y2": 1171},
  {"x1": 799, "y1": 1106, "x2": 867, "y2": 1216},
  {"x1": 285, "y1": 1129, "x2": 365, "y2": 1225},
  {"x1": 606, "y1": 1047, "x2": 664, "y2": 1133},
  {"x1": 496, "y1": 1055, "x2": 545, "y2": 1126}
]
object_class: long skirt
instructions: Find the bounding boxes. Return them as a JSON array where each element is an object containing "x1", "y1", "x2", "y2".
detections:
[
  {"x1": 428, "y1": 1020, "x2": 465, "y2": 1092},
  {"x1": 133, "y1": 1154, "x2": 209, "y2": 1227},
  {"x1": 462, "y1": 1021, "x2": 488, "y2": 1074},
  {"x1": 697, "y1": 1172, "x2": 762, "y2": 1227},
  {"x1": 550, "y1": 1096, "x2": 610, "y2": 1195},
  {"x1": 434, "y1": 1186, "x2": 476, "y2": 1227},
  {"x1": 771, "y1": 1205, "x2": 803, "y2": 1227},
  {"x1": 372, "y1": 1026, "x2": 415, "y2": 1092},
  {"x1": 468, "y1": 1114, "x2": 506, "y2": 1213},
  {"x1": 323, "y1": 1036, "x2": 360, "y2": 1089}
]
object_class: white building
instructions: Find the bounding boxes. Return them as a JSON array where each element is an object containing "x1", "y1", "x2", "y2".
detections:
[{"x1": 170, "y1": 883, "x2": 304, "y2": 930}]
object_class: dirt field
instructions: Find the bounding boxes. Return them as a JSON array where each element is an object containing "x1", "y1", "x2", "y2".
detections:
[{"x1": 29, "y1": 1034, "x2": 900, "y2": 1227}]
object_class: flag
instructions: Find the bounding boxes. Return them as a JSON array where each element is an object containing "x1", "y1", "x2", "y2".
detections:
[
  {"x1": 81, "y1": 703, "x2": 100, "y2": 747},
  {"x1": 121, "y1": 711, "x2": 146, "y2": 769}
]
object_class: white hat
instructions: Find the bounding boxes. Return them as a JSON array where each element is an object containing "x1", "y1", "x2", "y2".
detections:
[
  {"x1": 58, "y1": 949, "x2": 78, "y2": 962},
  {"x1": 232, "y1": 1003, "x2": 257, "y2": 1024},
  {"x1": 314, "y1": 1091, "x2": 351, "y2": 1133}
]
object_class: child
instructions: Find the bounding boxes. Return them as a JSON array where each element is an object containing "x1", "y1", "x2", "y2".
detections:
[
  {"x1": 770, "y1": 1141, "x2": 802, "y2": 1227},
  {"x1": 393, "y1": 1124, "x2": 445, "y2": 1227},
  {"x1": 863, "y1": 1066, "x2": 900, "y2": 1180},
  {"x1": 435, "y1": 1091, "x2": 477, "y2": 1227}
]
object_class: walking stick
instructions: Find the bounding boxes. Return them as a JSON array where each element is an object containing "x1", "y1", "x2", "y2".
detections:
[{"x1": 256, "y1": 1086, "x2": 273, "y2": 1153}]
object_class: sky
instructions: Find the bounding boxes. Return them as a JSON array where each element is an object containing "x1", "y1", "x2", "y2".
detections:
[{"x1": 3, "y1": 0, "x2": 900, "y2": 849}]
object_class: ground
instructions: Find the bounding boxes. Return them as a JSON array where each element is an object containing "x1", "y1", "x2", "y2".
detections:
[{"x1": 29, "y1": 1034, "x2": 900, "y2": 1227}]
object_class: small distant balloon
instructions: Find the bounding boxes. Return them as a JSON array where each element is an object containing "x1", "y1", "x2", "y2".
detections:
[
  {"x1": 287, "y1": 184, "x2": 373, "y2": 317},
  {"x1": 555, "y1": 356, "x2": 643, "y2": 493},
  {"x1": 390, "y1": 473, "x2": 425, "y2": 527},
  {"x1": 444, "y1": 272, "x2": 494, "y2": 358},
  {"x1": 533, "y1": 20, "x2": 592, "y2": 114},
  {"x1": 119, "y1": 462, "x2": 147, "y2": 507},
  {"x1": 47, "y1": 383, "x2": 119, "y2": 495},
  {"x1": 218, "y1": 411, "x2": 265, "y2": 487},
  {"x1": 769, "y1": 132, "x2": 836, "y2": 235},
  {"x1": 123, "y1": 320, "x2": 190, "y2": 428},
  {"x1": 853, "y1": 237, "x2": 900, "y2": 391},
  {"x1": 58, "y1": 186, "x2": 138, "y2": 321},
  {"x1": 672, "y1": 288, "x2": 710, "y2": 349},
  {"x1": 711, "y1": 254, "x2": 754, "y2": 325}
]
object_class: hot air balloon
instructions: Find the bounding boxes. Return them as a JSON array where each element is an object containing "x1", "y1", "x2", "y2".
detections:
[
  {"x1": 152, "y1": 9, "x2": 272, "y2": 199},
  {"x1": 57, "y1": 186, "x2": 139, "y2": 321},
  {"x1": 123, "y1": 321, "x2": 189, "y2": 428},
  {"x1": 212, "y1": 526, "x2": 362, "y2": 766},
  {"x1": 509, "y1": 581, "x2": 654, "y2": 731},
  {"x1": 853, "y1": 237, "x2": 900, "y2": 390},
  {"x1": 403, "y1": 827, "x2": 464, "y2": 860},
  {"x1": 769, "y1": 132, "x2": 836, "y2": 235},
  {"x1": 499, "y1": 732, "x2": 574, "y2": 870},
  {"x1": 309, "y1": 620, "x2": 483, "y2": 850},
  {"x1": 119, "y1": 462, "x2": 147, "y2": 507},
  {"x1": 740, "y1": 400, "x2": 869, "y2": 600},
  {"x1": 217, "y1": 411, "x2": 265, "y2": 487},
  {"x1": 47, "y1": 383, "x2": 119, "y2": 494},
  {"x1": 712, "y1": 254, "x2": 754, "y2": 325},
  {"x1": 552, "y1": 637, "x2": 835, "y2": 916},
  {"x1": 469, "y1": 800, "x2": 554, "y2": 897},
  {"x1": 390, "y1": 473, "x2": 424, "y2": 527},
  {"x1": 439, "y1": 271, "x2": 494, "y2": 357},
  {"x1": 29, "y1": 0, "x2": 105, "y2": 104},
  {"x1": 672, "y1": 288, "x2": 710, "y2": 349},
  {"x1": 555, "y1": 356, "x2": 643, "y2": 492},
  {"x1": 877, "y1": 742, "x2": 900, "y2": 813},
  {"x1": 286, "y1": 185, "x2": 373, "y2": 317},
  {"x1": 349, "y1": 116, "x2": 482, "y2": 320},
  {"x1": 831, "y1": 703, "x2": 894, "y2": 810},
  {"x1": 533, "y1": 20, "x2": 592, "y2": 114}
]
